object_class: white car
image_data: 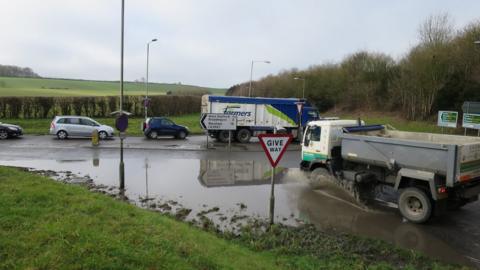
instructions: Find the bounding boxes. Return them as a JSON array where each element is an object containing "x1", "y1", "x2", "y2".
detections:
[{"x1": 49, "y1": 116, "x2": 115, "y2": 140}]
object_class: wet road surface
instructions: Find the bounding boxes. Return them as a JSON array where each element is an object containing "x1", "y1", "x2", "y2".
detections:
[{"x1": 0, "y1": 136, "x2": 479, "y2": 268}]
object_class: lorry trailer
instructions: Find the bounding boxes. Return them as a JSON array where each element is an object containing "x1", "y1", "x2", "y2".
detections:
[
  {"x1": 201, "y1": 95, "x2": 319, "y2": 143},
  {"x1": 300, "y1": 119, "x2": 480, "y2": 223}
]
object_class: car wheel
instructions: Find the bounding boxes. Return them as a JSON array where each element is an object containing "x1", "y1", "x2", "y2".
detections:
[
  {"x1": 98, "y1": 131, "x2": 108, "y2": 140},
  {"x1": 149, "y1": 131, "x2": 158, "y2": 139},
  {"x1": 57, "y1": 130, "x2": 68, "y2": 140},
  {"x1": 176, "y1": 131, "x2": 187, "y2": 140},
  {"x1": 398, "y1": 187, "x2": 432, "y2": 224},
  {"x1": 236, "y1": 128, "x2": 251, "y2": 143},
  {"x1": 0, "y1": 130, "x2": 8, "y2": 140},
  {"x1": 217, "y1": 130, "x2": 232, "y2": 143}
]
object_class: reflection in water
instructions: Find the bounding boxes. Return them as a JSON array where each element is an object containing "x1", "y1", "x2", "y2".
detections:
[
  {"x1": 199, "y1": 160, "x2": 288, "y2": 187},
  {"x1": 0, "y1": 155, "x2": 478, "y2": 267}
]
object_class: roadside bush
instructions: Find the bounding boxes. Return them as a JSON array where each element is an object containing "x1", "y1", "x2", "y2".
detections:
[{"x1": 0, "y1": 95, "x2": 201, "y2": 119}]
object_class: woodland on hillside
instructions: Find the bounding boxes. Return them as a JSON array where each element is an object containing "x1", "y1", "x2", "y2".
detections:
[{"x1": 227, "y1": 14, "x2": 480, "y2": 120}]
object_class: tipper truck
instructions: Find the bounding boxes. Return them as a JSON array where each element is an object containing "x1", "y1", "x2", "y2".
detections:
[
  {"x1": 201, "y1": 95, "x2": 319, "y2": 143},
  {"x1": 300, "y1": 119, "x2": 480, "y2": 223}
]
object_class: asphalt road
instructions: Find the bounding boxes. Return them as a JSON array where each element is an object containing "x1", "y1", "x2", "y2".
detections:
[{"x1": 0, "y1": 135, "x2": 479, "y2": 268}]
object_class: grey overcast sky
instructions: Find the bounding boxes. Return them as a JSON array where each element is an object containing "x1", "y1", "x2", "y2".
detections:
[{"x1": 0, "y1": 1, "x2": 479, "y2": 88}]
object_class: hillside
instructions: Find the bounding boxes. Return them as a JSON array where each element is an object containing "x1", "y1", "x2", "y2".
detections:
[{"x1": 0, "y1": 77, "x2": 226, "y2": 97}]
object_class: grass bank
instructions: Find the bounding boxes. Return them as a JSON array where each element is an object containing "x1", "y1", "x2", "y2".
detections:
[
  {"x1": 0, "y1": 167, "x2": 463, "y2": 269},
  {"x1": 2, "y1": 114, "x2": 203, "y2": 136}
]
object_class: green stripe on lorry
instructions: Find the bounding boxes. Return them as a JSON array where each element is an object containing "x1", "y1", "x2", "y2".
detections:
[
  {"x1": 460, "y1": 159, "x2": 480, "y2": 173},
  {"x1": 302, "y1": 151, "x2": 327, "y2": 162}
]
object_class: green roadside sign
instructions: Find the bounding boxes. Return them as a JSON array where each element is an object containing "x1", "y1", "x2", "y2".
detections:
[
  {"x1": 463, "y1": 113, "x2": 480, "y2": 130},
  {"x1": 437, "y1": 111, "x2": 458, "y2": 128}
]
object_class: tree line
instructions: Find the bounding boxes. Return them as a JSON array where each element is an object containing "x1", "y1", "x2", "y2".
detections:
[
  {"x1": 227, "y1": 14, "x2": 480, "y2": 120},
  {"x1": 0, "y1": 95, "x2": 200, "y2": 119},
  {"x1": 0, "y1": 64, "x2": 39, "y2": 78}
]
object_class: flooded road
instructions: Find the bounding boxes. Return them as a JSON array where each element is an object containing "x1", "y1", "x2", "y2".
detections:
[{"x1": 0, "y1": 138, "x2": 479, "y2": 268}]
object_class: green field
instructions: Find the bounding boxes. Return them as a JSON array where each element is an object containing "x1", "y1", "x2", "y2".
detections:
[
  {"x1": 0, "y1": 77, "x2": 226, "y2": 97},
  {"x1": 2, "y1": 114, "x2": 203, "y2": 136},
  {"x1": 0, "y1": 166, "x2": 458, "y2": 269}
]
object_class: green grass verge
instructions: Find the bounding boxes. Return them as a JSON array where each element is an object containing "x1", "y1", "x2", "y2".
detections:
[
  {"x1": 0, "y1": 77, "x2": 226, "y2": 96},
  {"x1": 0, "y1": 167, "x2": 462, "y2": 269},
  {"x1": 1, "y1": 114, "x2": 203, "y2": 136},
  {"x1": 0, "y1": 167, "x2": 302, "y2": 269}
]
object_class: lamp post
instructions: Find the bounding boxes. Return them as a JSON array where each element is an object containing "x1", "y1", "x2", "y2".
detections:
[
  {"x1": 119, "y1": 0, "x2": 125, "y2": 190},
  {"x1": 248, "y1": 60, "x2": 270, "y2": 97},
  {"x1": 145, "y1": 38, "x2": 157, "y2": 119},
  {"x1": 293, "y1": 77, "x2": 306, "y2": 99}
]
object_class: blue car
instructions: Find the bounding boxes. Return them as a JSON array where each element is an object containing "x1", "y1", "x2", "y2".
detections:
[{"x1": 143, "y1": 117, "x2": 189, "y2": 139}]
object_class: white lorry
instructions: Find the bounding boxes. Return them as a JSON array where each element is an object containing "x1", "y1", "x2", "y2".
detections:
[
  {"x1": 201, "y1": 95, "x2": 319, "y2": 143},
  {"x1": 300, "y1": 119, "x2": 480, "y2": 223}
]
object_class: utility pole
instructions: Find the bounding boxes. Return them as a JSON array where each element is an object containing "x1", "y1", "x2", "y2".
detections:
[{"x1": 119, "y1": 0, "x2": 125, "y2": 190}]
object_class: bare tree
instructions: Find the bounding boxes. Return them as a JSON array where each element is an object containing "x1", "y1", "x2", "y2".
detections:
[{"x1": 418, "y1": 13, "x2": 454, "y2": 46}]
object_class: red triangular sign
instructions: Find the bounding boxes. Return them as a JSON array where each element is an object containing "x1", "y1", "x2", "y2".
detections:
[{"x1": 258, "y1": 134, "x2": 293, "y2": 167}]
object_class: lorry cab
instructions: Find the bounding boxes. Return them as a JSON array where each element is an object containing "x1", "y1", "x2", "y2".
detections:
[{"x1": 301, "y1": 119, "x2": 362, "y2": 167}]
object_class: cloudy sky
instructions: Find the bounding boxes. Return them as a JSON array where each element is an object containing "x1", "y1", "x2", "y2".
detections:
[{"x1": 0, "y1": 0, "x2": 479, "y2": 88}]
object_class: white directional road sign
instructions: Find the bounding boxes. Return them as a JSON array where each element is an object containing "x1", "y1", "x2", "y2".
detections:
[
  {"x1": 258, "y1": 134, "x2": 293, "y2": 167},
  {"x1": 463, "y1": 113, "x2": 480, "y2": 130},
  {"x1": 200, "y1": 113, "x2": 237, "y2": 130},
  {"x1": 437, "y1": 111, "x2": 458, "y2": 128}
]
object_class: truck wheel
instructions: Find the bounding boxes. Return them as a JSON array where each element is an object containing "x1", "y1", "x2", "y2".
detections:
[
  {"x1": 398, "y1": 187, "x2": 432, "y2": 223},
  {"x1": 217, "y1": 130, "x2": 231, "y2": 143},
  {"x1": 236, "y1": 128, "x2": 251, "y2": 143}
]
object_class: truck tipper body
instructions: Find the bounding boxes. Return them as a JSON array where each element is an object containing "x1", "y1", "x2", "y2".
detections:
[
  {"x1": 300, "y1": 119, "x2": 480, "y2": 223},
  {"x1": 201, "y1": 95, "x2": 319, "y2": 143}
]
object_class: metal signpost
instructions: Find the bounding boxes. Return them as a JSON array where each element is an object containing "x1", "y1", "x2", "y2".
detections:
[
  {"x1": 258, "y1": 134, "x2": 293, "y2": 225},
  {"x1": 463, "y1": 113, "x2": 480, "y2": 136},
  {"x1": 200, "y1": 113, "x2": 237, "y2": 150},
  {"x1": 437, "y1": 111, "x2": 458, "y2": 133},
  {"x1": 116, "y1": 113, "x2": 129, "y2": 189}
]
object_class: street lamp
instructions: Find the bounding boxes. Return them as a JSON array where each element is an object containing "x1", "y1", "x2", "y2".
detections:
[
  {"x1": 293, "y1": 77, "x2": 306, "y2": 99},
  {"x1": 145, "y1": 38, "x2": 158, "y2": 119},
  {"x1": 248, "y1": 60, "x2": 270, "y2": 97}
]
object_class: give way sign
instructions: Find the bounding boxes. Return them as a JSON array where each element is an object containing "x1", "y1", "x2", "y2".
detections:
[{"x1": 258, "y1": 134, "x2": 293, "y2": 167}]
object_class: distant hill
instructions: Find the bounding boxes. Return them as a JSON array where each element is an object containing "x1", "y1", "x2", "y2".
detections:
[
  {"x1": 0, "y1": 76, "x2": 226, "y2": 97},
  {"x1": 0, "y1": 64, "x2": 40, "y2": 78}
]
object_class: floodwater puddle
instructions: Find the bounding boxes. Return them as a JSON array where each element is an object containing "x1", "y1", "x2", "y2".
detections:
[{"x1": 0, "y1": 154, "x2": 478, "y2": 268}]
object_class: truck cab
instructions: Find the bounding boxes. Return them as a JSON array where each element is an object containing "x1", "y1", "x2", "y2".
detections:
[{"x1": 301, "y1": 119, "x2": 362, "y2": 169}]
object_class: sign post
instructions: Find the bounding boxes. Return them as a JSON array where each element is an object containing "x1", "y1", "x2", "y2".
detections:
[
  {"x1": 200, "y1": 113, "x2": 237, "y2": 150},
  {"x1": 258, "y1": 134, "x2": 293, "y2": 225}
]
